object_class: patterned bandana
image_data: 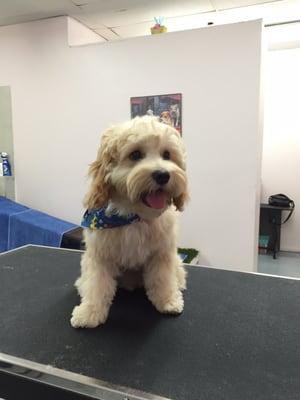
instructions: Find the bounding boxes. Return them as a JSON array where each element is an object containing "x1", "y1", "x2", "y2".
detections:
[{"x1": 81, "y1": 207, "x2": 140, "y2": 230}]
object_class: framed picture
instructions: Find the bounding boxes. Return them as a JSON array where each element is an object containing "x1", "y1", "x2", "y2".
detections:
[{"x1": 130, "y1": 93, "x2": 182, "y2": 135}]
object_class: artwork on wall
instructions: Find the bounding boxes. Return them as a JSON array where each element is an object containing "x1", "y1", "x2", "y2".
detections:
[{"x1": 130, "y1": 93, "x2": 182, "y2": 135}]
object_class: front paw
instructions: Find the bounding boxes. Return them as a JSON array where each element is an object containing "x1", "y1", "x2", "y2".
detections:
[
  {"x1": 153, "y1": 292, "x2": 184, "y2": 315},
  {"x1": 70, "y1": 303, "x2": 107, "y2": 328}
]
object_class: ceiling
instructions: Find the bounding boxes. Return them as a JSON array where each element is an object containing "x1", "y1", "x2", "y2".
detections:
[{"x1": 0, "y1": 0, "x2": 299, "y2": 41}]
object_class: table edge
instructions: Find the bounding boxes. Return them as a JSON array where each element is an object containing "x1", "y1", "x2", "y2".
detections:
[
  {"x1": 0, "y1": 352, "x2": 171, "y2": 400},
  {"x1": 1, "y1": 244, "x2": 299, "y2": 282}
]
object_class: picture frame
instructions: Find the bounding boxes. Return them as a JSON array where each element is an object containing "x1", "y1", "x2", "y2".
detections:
[{"x1": 130, "y1": 93, "x2": 182, "y2": 135}]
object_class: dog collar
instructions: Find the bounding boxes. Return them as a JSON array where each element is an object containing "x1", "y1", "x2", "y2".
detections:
[{"x1": 82, "y1": 207, "x2": 140, "y2": 230}]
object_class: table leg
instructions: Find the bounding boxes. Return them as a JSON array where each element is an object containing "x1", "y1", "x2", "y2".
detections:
[{"x1": 272, "y1": 216, "x2": 278, "y2": 260}]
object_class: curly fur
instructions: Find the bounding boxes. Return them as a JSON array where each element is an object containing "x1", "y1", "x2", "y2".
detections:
[{"x1": 71, "y1": 116, "x2": 189, "y2": 328}]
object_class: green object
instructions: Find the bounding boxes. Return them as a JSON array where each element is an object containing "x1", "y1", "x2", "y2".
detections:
[
  {"x1": 259, "y1": 235, "x2": 269, "y2": 248},
  {"x1": 178, "y1": 248, "x2": 199, "y2": 264}
]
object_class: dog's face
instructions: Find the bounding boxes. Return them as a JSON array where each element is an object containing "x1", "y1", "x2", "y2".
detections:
[
  {"x1": 85, "y1": 116, "x2": 188, "y2": 219},
  {"x1": 160, "y1": 111, "x2": 172, "y2": 126}
]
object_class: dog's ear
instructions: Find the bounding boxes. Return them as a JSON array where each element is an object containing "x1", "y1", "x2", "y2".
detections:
[
  {"x1": 173, "y1": 191, "x2": 189, "y2": 212},
  {"x1": 84, "y1": 128, "x2": 117, "y2": 210}
]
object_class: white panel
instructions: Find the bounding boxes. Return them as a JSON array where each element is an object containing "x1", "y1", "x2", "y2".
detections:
[{"x1": 0, "y1": 17, "x2": 263, "y2": 272}]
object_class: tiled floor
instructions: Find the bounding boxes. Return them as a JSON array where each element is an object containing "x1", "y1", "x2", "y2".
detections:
[{"x1": 258, "y1": 251, "x2": 300, "y2": 279}]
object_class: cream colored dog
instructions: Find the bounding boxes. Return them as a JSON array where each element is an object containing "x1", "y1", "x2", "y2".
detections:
[{"x1": 71, "y1": 116, "x2": 188, "y2": 328}]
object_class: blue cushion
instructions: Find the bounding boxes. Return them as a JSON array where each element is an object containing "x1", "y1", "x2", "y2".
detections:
[
  {"x1": 0, "y1": 196, "x2": 29, "y2": 252},
  {"x1": 8, "y1": 209, "x2": 77, "y2": 250}
]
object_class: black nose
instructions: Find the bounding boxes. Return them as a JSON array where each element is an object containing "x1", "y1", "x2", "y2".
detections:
[{"x1": 152, "y1": 170, "x2": 170, "y2": 185}]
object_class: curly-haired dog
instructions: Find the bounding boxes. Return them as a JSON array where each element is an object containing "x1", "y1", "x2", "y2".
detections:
[{"x1": 71, "y1": 116, "x2": 188, "y2": 328}]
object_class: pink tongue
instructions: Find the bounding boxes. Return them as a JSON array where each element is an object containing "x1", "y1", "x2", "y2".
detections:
[{"x1": 145, "y1": 191, "x2": 167, "y2": 209}]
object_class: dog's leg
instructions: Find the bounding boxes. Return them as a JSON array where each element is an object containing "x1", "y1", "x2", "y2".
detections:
[
  {"x1": 70, "y1": 254, "x2": 116, "y2": 328},
  {"x1": 144, "y1": 252, "x2": 184, "y2": 314},
  {"x1": 177, "y1": 264, "x2": 187, "y2": 291}
]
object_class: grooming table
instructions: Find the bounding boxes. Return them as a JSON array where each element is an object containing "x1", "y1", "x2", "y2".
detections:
[{"x1": 0, "y1": 246, "x2": 299, "y2": 400}]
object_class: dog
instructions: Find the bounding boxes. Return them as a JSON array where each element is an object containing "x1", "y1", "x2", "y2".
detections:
[
  {"x1": 160, "y1": 110, "x2": 173, "y2": 126},
  {"x1": 71, "y1": 116, "x2": 189, "y2": 328},
  {"x1": 170, "y1": 104, "x2": 180, "y2": 128}
]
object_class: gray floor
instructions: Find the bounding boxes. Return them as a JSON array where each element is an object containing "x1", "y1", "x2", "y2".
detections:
[{"x1": 258, "y1": 251, "x2": 300, "y2": 279}]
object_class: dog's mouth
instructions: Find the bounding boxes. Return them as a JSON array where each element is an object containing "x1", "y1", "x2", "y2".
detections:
[{"x1": 142, "y1": 189, "x2": 169, "y2": 209}]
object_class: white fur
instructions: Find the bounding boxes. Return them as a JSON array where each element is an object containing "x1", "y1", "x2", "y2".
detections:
[{"x1": 71, "y1": 116, "x2": 188, "y2": 328}]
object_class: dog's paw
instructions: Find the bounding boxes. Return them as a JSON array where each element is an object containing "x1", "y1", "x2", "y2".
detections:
[
  {"x1": 155, "y1": 293, "x2": 184, "y2": 315},
  {"x1": 70, "y1": 303, "x2": 106, "y2": 328}
]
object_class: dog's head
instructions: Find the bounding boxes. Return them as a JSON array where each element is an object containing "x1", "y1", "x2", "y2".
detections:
[
  {"x1": 85, "y1": 116, "x2": 188, "y2": 219},
  {"x1": 160, "y1": 111, "x2": 172, "y2": 125}
]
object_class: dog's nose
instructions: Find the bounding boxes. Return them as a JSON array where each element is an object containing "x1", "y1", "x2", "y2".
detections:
[{"x1": 152, "y1": 170, "x2": 170, "y2": 185}]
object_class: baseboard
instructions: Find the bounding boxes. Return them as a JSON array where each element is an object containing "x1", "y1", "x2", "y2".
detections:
[{"x1": 280, "y1": 248, "x2": 300, "y2": 253}]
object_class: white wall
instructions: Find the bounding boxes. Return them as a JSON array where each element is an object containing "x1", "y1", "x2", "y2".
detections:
[
  {"x1": 0, "y1": 86, "x2": 15, "y2": 199},
  {"x1": 261, "y1": 47, "x2": 300, "y2": 252},
  {"x1": 0, "y1": 17, "x2": 263, "y2": 271}
]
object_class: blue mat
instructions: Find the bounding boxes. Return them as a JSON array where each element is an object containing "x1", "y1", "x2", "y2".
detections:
[
  {"x1": 8, "y1": 209, "x2": 77, "y2": 250},
  {"x1": 0, "y1": 197, "x2": 29, "y2": 252},
  {"x1": 0, "y1": 197, "x2": 78, "y2": 251}
]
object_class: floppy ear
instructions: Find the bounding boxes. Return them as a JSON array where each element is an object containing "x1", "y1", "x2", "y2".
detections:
[
  {"x1": 84, "y1": 129, "x2": 116, "y2": 210},
  {"x1": 173, "y1": 191, "x2": 189, "y2": 212}
]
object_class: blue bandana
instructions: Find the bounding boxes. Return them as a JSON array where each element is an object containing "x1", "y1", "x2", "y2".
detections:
[{"x1": 82, "y1": 207, "x2": 140, "y2": 230}]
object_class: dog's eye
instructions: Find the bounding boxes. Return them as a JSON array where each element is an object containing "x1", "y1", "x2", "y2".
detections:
[
  {"x1": 162, "y1": 150, "x2": 170, "y2": 160},
  {"x1": 129, "y1": 150, "x2": 143, "y2": 161}
]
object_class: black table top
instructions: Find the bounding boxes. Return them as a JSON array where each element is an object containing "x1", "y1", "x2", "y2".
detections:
[{"x1": 1, "y1": 245, "x2": 300, "y2": 400}]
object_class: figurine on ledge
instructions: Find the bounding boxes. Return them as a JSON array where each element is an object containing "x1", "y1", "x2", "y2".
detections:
[{"x1": 151, "y1": 17, "x2": 167, "y2": 35}]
